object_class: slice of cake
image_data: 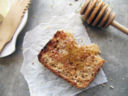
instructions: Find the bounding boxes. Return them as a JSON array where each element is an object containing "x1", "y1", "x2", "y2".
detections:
[{"x1": 38, "y1": 30, "x2": 105, "y2": 88}]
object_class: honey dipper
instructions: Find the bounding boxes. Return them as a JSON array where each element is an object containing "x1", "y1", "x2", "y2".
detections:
[{"x1": 80, "y1": 0, "x2": 128, "y2": 34}]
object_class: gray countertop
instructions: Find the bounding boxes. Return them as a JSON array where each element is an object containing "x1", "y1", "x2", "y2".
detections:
[{"x1": 0, "y1": 0, "x2": 128, "y2": 96}]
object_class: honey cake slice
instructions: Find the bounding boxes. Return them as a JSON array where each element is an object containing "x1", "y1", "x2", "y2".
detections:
[{"x1": 38, "y1": 30, "x2": 105, "y2": 88}]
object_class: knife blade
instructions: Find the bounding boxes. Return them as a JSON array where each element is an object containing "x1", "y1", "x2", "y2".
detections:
[{"x1": 0, "y1": 0, "x2": 30, "y2": 52}]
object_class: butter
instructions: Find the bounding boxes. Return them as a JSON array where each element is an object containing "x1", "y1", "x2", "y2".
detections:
[{"x1": 0, "y1": 0, "x2": 10, "y2": 23}]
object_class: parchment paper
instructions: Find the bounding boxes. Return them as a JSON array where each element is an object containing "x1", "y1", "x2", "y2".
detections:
[{"x1": 21, "y1": 13, "x2": 107, "y2": 96}]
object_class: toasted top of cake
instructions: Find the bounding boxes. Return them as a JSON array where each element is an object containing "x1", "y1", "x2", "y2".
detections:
[{"x1": 38, "y1": 30, "x2": 105, "y2": 88}]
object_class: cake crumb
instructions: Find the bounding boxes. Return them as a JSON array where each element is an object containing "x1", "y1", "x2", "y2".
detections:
[
  {"x1": 110, "y1": 85, "x2": 114, "y2": 89},
  {"x1": 110, "y1": 77, "x2": 112, "y2": 81}
]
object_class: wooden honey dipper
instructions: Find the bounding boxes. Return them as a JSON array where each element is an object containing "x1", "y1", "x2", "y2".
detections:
[{"x1": 80, "y1": 0, "x2": 128, "y2": 34}]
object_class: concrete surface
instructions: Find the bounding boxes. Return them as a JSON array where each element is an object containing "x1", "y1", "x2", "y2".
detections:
[{"x1": 0, "y1": 0, "x2": 128, "y2": 96}]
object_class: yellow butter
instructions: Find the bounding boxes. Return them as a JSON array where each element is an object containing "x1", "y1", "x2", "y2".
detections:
[{"x1": 0, "y1": 0, "x2": 10, "y2": 23}]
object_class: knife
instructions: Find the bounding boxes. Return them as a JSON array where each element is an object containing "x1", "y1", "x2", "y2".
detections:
[{"x1": 0, "y1": 0, "x2": 30, "y2": 52}]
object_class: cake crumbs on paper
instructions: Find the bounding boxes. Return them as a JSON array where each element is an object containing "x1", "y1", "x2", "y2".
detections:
[
  {"x1": 110, "y1": 77, "x2": 113, "y2": 81},
  {"x1": 69, "y1": 2, "x2": 72, "y2": 6},
  {"x1": 110, "y1": 85, "x2": 114, "y2": 89}
]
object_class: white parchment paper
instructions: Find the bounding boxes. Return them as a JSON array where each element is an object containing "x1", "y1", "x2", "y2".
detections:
[{"x1": 20, "y1": 13, "x2": 107, "y2": 96}]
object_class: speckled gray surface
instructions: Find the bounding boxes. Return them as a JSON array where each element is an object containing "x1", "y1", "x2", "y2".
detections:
[{"x1": 0, "y1": 0, "x2": 128, "y2": 96}]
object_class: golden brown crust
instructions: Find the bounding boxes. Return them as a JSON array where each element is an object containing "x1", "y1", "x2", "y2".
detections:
[{"x1": 38, "y1": 30, "x2": 105, "y2": 88}]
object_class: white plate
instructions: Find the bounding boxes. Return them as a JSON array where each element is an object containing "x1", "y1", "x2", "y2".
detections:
[{"x1": 0, "y1": 10, "x2": 28, "y2": 58}]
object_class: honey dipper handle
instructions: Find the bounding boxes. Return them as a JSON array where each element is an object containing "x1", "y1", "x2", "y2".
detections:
[{"x1": 111, "y1": 20, "x2": 128, "y2": 34}]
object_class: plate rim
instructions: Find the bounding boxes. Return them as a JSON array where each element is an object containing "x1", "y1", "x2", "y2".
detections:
[{"x1": 0, "y1": 10, "x2": 28, "y2": 58}]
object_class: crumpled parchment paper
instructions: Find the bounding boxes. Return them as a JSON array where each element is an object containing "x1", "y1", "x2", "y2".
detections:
[{"x1": 21, "y1": 13, "x2": 107, "y2": 96}]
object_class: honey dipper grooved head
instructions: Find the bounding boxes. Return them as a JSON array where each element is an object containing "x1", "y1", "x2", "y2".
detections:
[{"x1": 80, "y1": 0, "x2": 116, "y2": 28}]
